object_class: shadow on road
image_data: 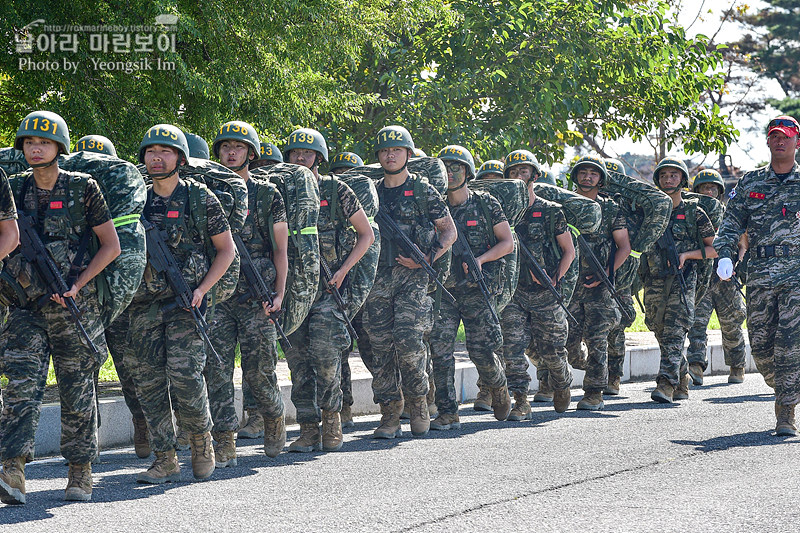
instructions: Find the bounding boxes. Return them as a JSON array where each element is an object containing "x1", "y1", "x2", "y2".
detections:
[
  {"x1": 703, "y1": 392, "x2": 774, "y2": 405},
  {"x1": 671, "y1": 430, "x2": 800, "y2": 453}
]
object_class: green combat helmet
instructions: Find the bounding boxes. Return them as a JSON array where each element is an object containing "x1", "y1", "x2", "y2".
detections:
[
  {"x1": 653, "y1": 156, "x2": 689, "y2": 192},
  {"x1": 138, "y1": 124, "x2": 190, "y2": 179},
  {"x1": 438, "y1": 145, "x2": 476, "y2": 187},
  {"x1": 285, "y1": 128, "x2": 328, "y2": 164},
  {"x1": 185, "y1": 132, "x2": 210, "y2": 160},
  {"x1": 259, "y1": 142, "x2": 283, "y2": 164},
  {"x1": 476, "y1": 160, "x2": 505, "y2": 180},
  {"x1": 213, "y1": 121, "x2": 261, "y2": 170},
  {"x1": 504, "y1": 149, "x2": 540, "y2": 180},
  {"x1": 75, "y1": 135, "x2": 117, "y2": 158},
  {"x1": 538, "y1": 169, "x2": 556, "y2": 186},
  {"x1": 329, "y1": 152, "x2": 364, "y2": 173},
  {"x1": 15, "y1": 110, "x2": 70, "y2": 168},
  {"x1": 412, "y1": 148, "x2": 427, "y2": 158},
  {"x1": 375, "y1": 125, "x2": 415, "y2": 154},
  {"x1": 569, "y1": 154, "x2": 608, "y2": 191},
  {"x1": 692, "y1": 169, "x2": 725, "y2": 197},
  {"x1": 604, "y1": 157, "x2": 626, "y2": 176}
]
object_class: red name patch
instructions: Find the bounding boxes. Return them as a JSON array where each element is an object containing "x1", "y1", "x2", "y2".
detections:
[
  {"x1": 49, "y1": 201, "x2": 63, "y2": 209},
  {"x1": 404, "y1": 190, "x2": 414, "y2": 196},
  {"x1": 320, "y1": 199, "x2": 328, "y2": 206},
  {"x1": 749, "y1": 192, "x2": 766, "y2": 199},
  {"x1": 676, "y1": 214, "x2": 685, "y2": 220},
  {"x1": 532, "y1": 212, "x2": 542, "y2": 218},
  {"x1": 167, "y1": 210, "x2": 180, "y2": 218},
  {"x1": 466, "y1": 220, "x2": 478, "y2": 226}
]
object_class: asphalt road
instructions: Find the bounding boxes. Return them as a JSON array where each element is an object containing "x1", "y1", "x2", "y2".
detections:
[{"x1": 2, "y1": 373, "x2": 797, "y2": 532}]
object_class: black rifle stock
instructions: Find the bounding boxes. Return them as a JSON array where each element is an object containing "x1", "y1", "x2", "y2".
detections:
[
  {"x1": 571, "y1": 228, "x2": 633, "y2": 322},
  {"x1": 142, "y1": 218, "x2": 222, "y2": 365},
  {"x1": 453, "y1": 221, "x2": 499, "y2": 324},
  {"x1": 319, "y1": 256, "x2": 358, "y2": 341},
  {"x1": 233, "y1": 234, "x2": 291, "y2": 349},
  {"x1": 655, "y1": 229, "x2": 691, "y2": 315},
  {"x1": 18, "y1": 213, "x2": 101, "y2": 357},
  {"x1": 375, "y1": 210, "x2": 456, "y2": 305}
]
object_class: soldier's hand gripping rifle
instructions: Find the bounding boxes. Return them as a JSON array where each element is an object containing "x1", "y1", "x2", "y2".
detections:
[
  {"x1": 18, "y1": 213, "x2": 101, "y2": 357},
  {"x1": 655, "y1": 228, "x2": 691, "y2": 316},
  {"x1": 514, "y1": 228, "x2": 578, "y2": 325},
  {"x1": 375, "y1": 209, "x2": 456, "y2": 305},
  {"x1": 319, "y1": 256, "x2": 358, "y2": 341},
  {"x1": 453, "y1": 220, "x2": 499, "y2": 324},
  {"x1": 142, "y1": 219, "x2": 222, "y2": 365},
  {"x1": 233, "y1": 234, "x2": 292, "y2": 349},
  {"x1": 571, "y1": 228, "x2": 633, "y2": 322}
]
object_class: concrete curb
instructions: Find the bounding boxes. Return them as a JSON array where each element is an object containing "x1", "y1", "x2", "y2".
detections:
[{"x1": 33, "y1": 338, "x2": 756, "y2": 457}]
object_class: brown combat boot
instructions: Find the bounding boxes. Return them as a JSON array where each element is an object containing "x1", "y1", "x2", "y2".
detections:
[
  {"x1": 237, "y1": 409, "x2": 265, "y2": 439},
  {"x1": 776, "y1": 403, "x2": 798, "y2": 437},
  {"x1": 728, "y1": 367, "x2": 745, "y2": 384},
  {"x1": 175, "y1": 427, "x2": 190, "y2": 451},
  {"x1": 341, "y1": 403, "x2": 355, "y2": 429},
  {"x1": 212, "y1": 431, "x2": 237, "y2": 468},
  {"x1": 430, "y1": 412, "x2": 461, "y2": 430},
  {"x1": 408, "y1": 396, "x2": 430, "y2": 437},
  {"x1": 263, "y1": 415, "x2": 286, "y2": 458},
  {"x1": 289, "y1": 423, "x2": 322, "y2": 452},
  {"x1": 132, "y1": 417, "x2": 151, "y2": 459},
  {"x1": 651, "y1": 377, "x2": 674, "y2": 404},
  {"x1": 189, "y1": 432, "x2": 215, "y2": 480},
  {"x1": 64, "y1": 463, "x2": 92, "y2": 502},
  {"x1": 490, "y1": 385, "x2": 512, "y2": 421},
  {"x1": 137, "y1": 449, "x2": 180, "y2": 484},
  {"x1": 373, "y1": 400, "x2": 403, "y2": 439},
  {"x1": 533, "y1": 379, "x2": 554, "y2": 402},
  {"x1": 577, "y1": 391, "x2": 604, "y2": 411},
  {"x1": 688, "y1": 363, "x2": 704, "y2": 386},
  {"x1": 508, "y1": 392, "x2": 532, "y2": 421},
  {"x1": 553, "y1": 387, "x2": 571, "y2": 413},
  {"x1": 0, "y1": 457, "x2": 26, "y2": 505},
  {"x1": 322, "y1": 411, "x2": 343, "y2": 451},
  {"x1": 673, "y1": 373, "x2": 690, "y2": 401},
  {"x1": 604, "y1": 375, "x2": 621, "y2": 396},
  {"x1": 473, "y1": 384, "x2": 492, "y2": 411}
]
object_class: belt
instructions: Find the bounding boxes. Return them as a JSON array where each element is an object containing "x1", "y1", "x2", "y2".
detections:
[{"x1": 754, "y1": 244, "x2": 800, "y2": 258}]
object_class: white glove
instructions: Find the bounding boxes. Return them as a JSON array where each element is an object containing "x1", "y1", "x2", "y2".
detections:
[{"x1": 717, "y1": 257, "x2": 733, "y2": 280}]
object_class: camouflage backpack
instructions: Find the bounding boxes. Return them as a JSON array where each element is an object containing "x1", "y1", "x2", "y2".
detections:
[
  {"x1": 345, "y1": 156, "x2": 448, "y2": 196},
  {"x1": 683, "y1": 191, "x2": 723, "y2": 303},
  {"x1": 0, "y1": 147, "x2": 29, "y2": 178},
  {"x1": 251, "y1": 163, "x2": 320, "y2": 335}
]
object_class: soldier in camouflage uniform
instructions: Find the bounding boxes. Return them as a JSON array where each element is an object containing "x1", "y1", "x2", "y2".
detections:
[
  {"x1": 641, "y1": 157, "x2": 717, "y2": 404},
  {"x1": 127, "y1": 124, "x2": 235, "y2": 484},
  {"x1": 205, "y1": 121, "x2": 289, "y2": 464},
  {"x1": 500, "y1": 149, "x2": 576, "y2": 416},
  {"x1": 0, "y1": 111, "x2": 121, "y2": 504},
  {"x1": 565, "y1": 155, "x2": 631, "y2": 410},
  {"x1": 284, "y1": 130, "x2": 374, "y2": 452},
  {"x1": 715, "y1": 116, "x2": 800, "y2": 436},
  {"x1": 428, "y1": 145, "x2": 513, "y2": 430},
  {"x1": 365, "y1": 125, "x2": 456, "y2": 439},
  {"x1": 687, "y1": 170, "x2": 747, "y2": 386}
]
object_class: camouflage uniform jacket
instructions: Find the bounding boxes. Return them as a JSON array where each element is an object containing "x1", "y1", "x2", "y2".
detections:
[
  {"x1": 317, "y1": 176, "x2": 363, "y2": 273},
  {"x1": 0, "y1": 170, "x2": 17, "y2": 221},
  {"x1": 516, "y1": 195, "x2": 568, "y2": 289},
  {"x1": 642, "y1": 199, "x2": 715, "y2": 279},
  {"x1": 579, "y1": 193, "x2": 626, "y2": 279}
]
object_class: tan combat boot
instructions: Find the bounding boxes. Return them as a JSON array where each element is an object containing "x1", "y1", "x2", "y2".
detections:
[
  {"x1": 340, "y1": 403, "x2": 355, "y2": 429},
  {"x1": 212, "y1": 430, "x2": 237, "y2": 468},
  {"x1": 673, "y1": 373, "x2": 690, "y2": 401},
  {"x1": 577, "y1": 391, "x2": 604, "y2": 411},
  {"x1": 553, "y1": 387, "x2": 571, "y2": 413},
  {"x1": 430, "y1": 412, "x2": 461, "y2": 430},
  {"x1": 132, "y1": 417, "x2": 151, "y2": 459},
  {"x1": 137, "y1": 449, "x2": 180, "y2": 484},
  {"x1": 289, "y1": 423, "x2": 322, "y2": 452},
  {"x1": 490, "y1": 385, "x2": 512, "y2": 421},
  {"x1": 0, "y1": 457, "x2": 26, "y2": 505},
  {"x1": 473, "y1": 383, "x2": 492, "y2": 412},
  {"x1": 263, "y1": 414, "x2": 287, "y2": 458},
  {"x1": 604, "y1": 375, "x2": 621, "y2": 396},
  {"x1": 175, "y1": 427, "x2": 190, "y2": 451},
  {"x1": 688, "y1": 363, "x2": 704, "y2": 386},
  {"x1": 373, "y1": 399, "x2": 404, "y2": 439},
  {"x1": 508, "y1": 392, "x2": 532, "y2": 421},
  {"x1": 776, "y1": 403, "x2": 798, "y2": 437},
  {"x1": 237, "y1": 409, "x2": 265, "y2": 439},
  {"x1": 190, "y1": 432, "x2": 215, "y2": 480},
  {"x1": 322, "y1": 411, "x2": 343, "y2": 451},
  {"x1": 728, "y1": 367, "x2": 745, "y2": 384},
  {"x1": 651, "y1": 377, "x2": 675, "y2": 404},
  {"x1": 408, "y1": 396, "x2": 430, "y2": 437},
  {"x1": 533, "y1": 379, "x2": 554, "y2": 403},
  {"x1": 64, "y1": 463, "x2": 92, "y2": 502}
]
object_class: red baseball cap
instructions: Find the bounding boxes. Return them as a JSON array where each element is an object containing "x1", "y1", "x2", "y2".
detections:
[{"x1": 767, "y1": 115, "x2": 800, "y2": 137}]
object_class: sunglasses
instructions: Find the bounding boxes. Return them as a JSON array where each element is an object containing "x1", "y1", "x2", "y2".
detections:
[{"x1": 768, "y1": 118, "x2": 800, "y2": 130}]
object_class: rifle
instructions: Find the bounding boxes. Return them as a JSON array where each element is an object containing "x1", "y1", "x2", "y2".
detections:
[
  {"x1": 513, "y1": 229, "x2": 578, "y2": 325},
  {"x1": 233, "y1": 234, "x2": 291, "y2": 349},
  {"x1": 319, "y1": 256, "x2": 358, "y2": 341},
  {"x1": 452, "y1": 220, "x2": 499, "y2": 324},
  {"x1": 571, "y1": 228, "x2": 633, "y2": 322},
  {"x1": 142, "y1": 218, "x2": 222, "y2": 365},
  {"x1": 375, "y1": 210, "x2": 456, "y2": 305},
  {"x1": 655, "y1": 228, "x2": 691, "y2": 316},
  {"x1": 18, "y1": 213, "x2": 102, "y2": 357}
]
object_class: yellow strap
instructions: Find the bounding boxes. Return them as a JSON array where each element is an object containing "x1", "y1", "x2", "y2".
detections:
[
  {"x1": 567, "y1": 223, "x2": 580, "y2": 236},
  {"x1": 291, "y1": 226, "x2": 318, "y2": 236},
  {"x1": 112, "y1": 214, "x2": 141, "y2": 228},
  {"x1": 629, "y1": 250, "x2": 642, "y2": 259}
]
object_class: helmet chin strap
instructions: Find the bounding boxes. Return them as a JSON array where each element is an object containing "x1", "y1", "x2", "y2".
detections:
[
  {"x1": 576, "y1": 182, "x2": 598, "y2": 192},
  {"x1": 384, "y1": 150, "x2": 410, "y2": 175},
  {"x1": 30, "y1": 153, "x2": 59, "y2": 169},
  {"x1": 150, "y1": 160, "x2": 182, "y2": 180}
]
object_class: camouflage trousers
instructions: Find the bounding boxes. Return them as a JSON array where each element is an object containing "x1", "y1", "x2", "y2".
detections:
[
  {"x1": 104, "y1": 308, "x2": 144, "y2": 420},
  {"x1": 429, "y1": 286, "x2": 506, "y2": 415},
  {"x1": 206, "y1": 298, "x2": 284, "y2": 432},
  {"x1": 0, "y1": 299, "x2": 107, "y2": 464},
  {"x1": 642, "y1": 271, "x2": 697, "y2": 386},
  {"x1": 126, "y1": 303, "x2": 212, "y2": 452},
  {"x1": 364, "y1": 266, "x2": 431, "y2": 404},
  {"x1": 746, "y1": 285, "x2": 800, "y2": 405},
  {"x1": 500, "y1": 284, "x2": 571, "y2": 394},
  {"x1": 687, "y1": 277, "x2": 746, "y2": 370},
  {"x1": 607, "y1": 288, "x2": 635, "y2": 378},
  {"x1": 566, "y1": 285, "x2": 620, "y2": 394},
  {"x1": 285, "y1": 290, "x2": 349, "y2": 424},
  {"x1": 339, "y1": 309, "x2": 370, "y2": 408}
]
